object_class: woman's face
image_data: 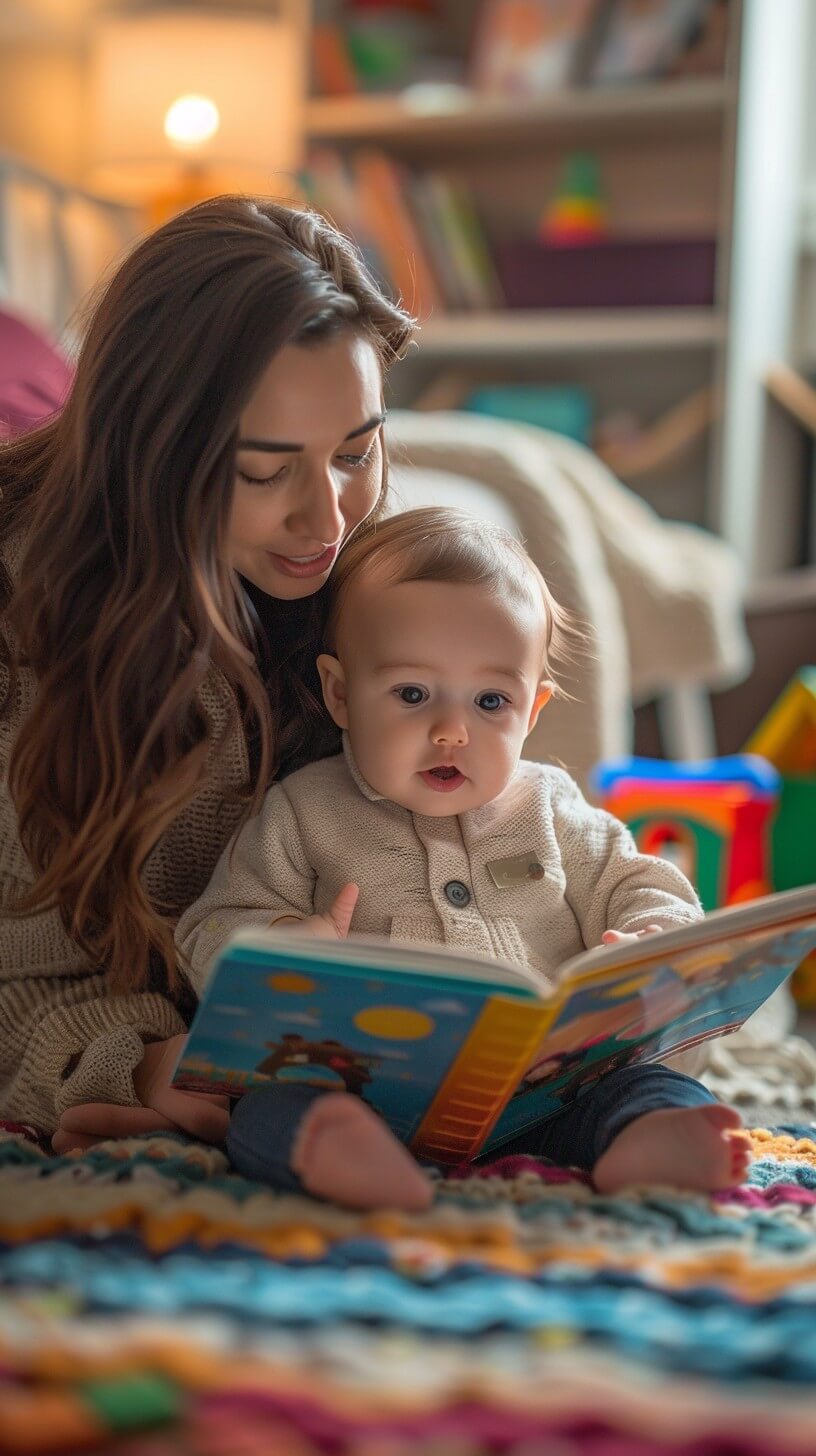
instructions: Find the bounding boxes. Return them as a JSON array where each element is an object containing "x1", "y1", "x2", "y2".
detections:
[{"x1": 226, "y1": 330, "x2": 385, "y2": 599}]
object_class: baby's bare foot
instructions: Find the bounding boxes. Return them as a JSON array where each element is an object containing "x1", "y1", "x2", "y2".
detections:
[
  {"x1": 292, "y1": 1092, "x2": 433, "y2": 1213},
  {"x1": 593, "y1": 1103, "x2": 751, "y2": 1194}
]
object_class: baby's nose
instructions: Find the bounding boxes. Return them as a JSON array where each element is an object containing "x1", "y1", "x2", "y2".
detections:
[{"x1": 431, "y1": 718, "x2": 468, "y2": 747}]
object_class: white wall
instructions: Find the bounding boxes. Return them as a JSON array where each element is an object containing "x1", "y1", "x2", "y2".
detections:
[{"x1": 717, "y1": 0, "x2": 812, "y2": 576}]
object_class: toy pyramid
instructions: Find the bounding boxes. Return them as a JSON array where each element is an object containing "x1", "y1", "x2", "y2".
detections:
[{"x1": 541, "y1": 152, "x2": 608, "y2": 244}]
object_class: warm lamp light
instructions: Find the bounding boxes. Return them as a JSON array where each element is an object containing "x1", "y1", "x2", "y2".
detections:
[
  {"x1": 164, "y1": 95, "x2": 221, "y2": 148},
  {"x1": 87, "y1": 8, "x2": 304, "y2": 216}
]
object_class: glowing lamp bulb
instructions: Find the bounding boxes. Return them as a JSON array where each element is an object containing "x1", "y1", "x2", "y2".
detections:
[{"x1": 163, "y1": 94, "x2": 220, "y2": 148}]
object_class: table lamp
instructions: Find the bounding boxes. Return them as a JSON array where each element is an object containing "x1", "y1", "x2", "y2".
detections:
[{"x1": 87, "y1": 6, "x2": 304, "y2": 225}]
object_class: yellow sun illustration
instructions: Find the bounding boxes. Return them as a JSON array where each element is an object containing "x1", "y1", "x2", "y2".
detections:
[
  {"x1": 266, "y1": 972, "x2": 317, "y2": 994},
  {"x1": 354, "y1": 1006, "x2": 434, "y2": 1040}
]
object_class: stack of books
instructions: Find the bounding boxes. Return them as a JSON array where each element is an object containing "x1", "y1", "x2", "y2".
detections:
[{"x1": 300, "y1": 147, "x2": 503, "y2": 318}]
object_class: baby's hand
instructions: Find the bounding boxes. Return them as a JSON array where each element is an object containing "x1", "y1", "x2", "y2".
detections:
[
  {"x1": 602, "y1": 924, "x2": 663, "y2": 947},
  {"x1": 275, "y1": 882, "x2": 359, "y2": 941}
]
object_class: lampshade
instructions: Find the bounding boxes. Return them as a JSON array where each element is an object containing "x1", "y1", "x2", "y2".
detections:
[{"x1": 87, "y1": 8, "x2": 303, "y2": 203}]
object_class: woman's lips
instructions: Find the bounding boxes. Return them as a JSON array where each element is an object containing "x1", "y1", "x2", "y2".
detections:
[
  {"x1": 267, "y1": 542, "x2": 340, "y2": 578},
  {"x1": 420, "y1": 767, "x2": 466, "y2": 793}
]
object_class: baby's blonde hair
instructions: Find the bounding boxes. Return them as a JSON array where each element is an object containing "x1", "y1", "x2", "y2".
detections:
[{"x1": 326, "y1": 506, "x2": 577, "y2": 686}]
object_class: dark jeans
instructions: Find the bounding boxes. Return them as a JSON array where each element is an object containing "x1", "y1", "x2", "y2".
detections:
[
  {"x1": 226, "y1": 1063, "x2": 716, "y2": 1192},
  {"x1": 485, "y1": 1061, "x2": 716, "y2": 1169}
]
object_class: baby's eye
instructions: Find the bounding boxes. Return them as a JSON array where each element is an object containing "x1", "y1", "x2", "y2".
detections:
[
  {"x1": 395, "y1": 685, "x2": 427, "y2": 706},
  {"x1": 477, "y1": 692, "x2": 507, "y2": 712}
]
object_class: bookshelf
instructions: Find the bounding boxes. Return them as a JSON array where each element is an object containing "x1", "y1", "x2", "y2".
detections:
[
  {"x1": 415, "y1": 308, "x2": 726, "y2": 359},
  {"x1": 293, "y1": 0, "x2": 815, "y2": 571},
  {"x1": 306, "y1": 77, "x2": 734, "y2": 149}
]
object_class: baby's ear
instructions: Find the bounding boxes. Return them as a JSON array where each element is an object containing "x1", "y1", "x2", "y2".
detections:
[
  {"x1": 527, "y1": 681, "x2": 554, "y2": 733},
  {"x1": 317, "y1": 654, "x2": 349, "y2": 728}
]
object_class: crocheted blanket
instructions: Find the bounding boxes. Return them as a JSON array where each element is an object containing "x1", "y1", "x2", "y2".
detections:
[{"x1": 1, "y1": 1120, "x2": 816, "y2": 1455}]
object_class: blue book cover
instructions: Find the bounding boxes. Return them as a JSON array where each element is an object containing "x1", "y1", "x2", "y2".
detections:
[{"x1": 174, "y1": 885, "x2": 816, "y2": 1163}]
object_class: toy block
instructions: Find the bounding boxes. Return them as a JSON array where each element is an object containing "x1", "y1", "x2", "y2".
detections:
[{"x1": 592, "y1": 755, "x2": 780, "y2": 912}]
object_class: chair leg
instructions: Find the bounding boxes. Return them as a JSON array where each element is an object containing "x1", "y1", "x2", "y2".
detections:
[{"x1": 656, "y1": 685, "x2": 717, "y2": 761}]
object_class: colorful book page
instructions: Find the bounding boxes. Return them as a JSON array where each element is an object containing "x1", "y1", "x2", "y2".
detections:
[
  {"x1": 175, "y1": 944, "x2": 534, "y2": 1145},
  {"x1": 484, "y1": 923, "x2": 816, "y2": 1152}
]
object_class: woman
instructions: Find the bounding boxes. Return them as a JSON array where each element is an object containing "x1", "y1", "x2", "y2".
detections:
[{"x1": 0, "y1": 195, "x2": 413, "y2": 1151}]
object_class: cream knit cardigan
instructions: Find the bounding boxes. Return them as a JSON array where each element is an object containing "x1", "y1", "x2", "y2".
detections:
[
  {"x1": 177, "y1": 737, "x2": 702, "y2": 996},
  {"x1": 0, "y1": 529, "x2": 249, "y2": 1131}
]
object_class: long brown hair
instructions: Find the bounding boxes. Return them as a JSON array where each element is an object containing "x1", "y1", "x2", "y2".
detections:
[{"x1": 0, "y1": 196, "x2": 413, "y2": 988}]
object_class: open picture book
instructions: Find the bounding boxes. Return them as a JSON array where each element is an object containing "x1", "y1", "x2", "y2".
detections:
[{"x1": 173, "y1": 884, "x2": 816, "y2": 1164}]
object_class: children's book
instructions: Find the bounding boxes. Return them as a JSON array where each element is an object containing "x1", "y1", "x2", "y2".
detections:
[{"x1": 173, "y1": 884, "x2": 816, "y2": 1165}]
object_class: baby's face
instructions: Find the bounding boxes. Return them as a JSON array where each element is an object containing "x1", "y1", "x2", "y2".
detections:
[{"x1": 321, "y1": 577, "x2": 550, "y2": 815}]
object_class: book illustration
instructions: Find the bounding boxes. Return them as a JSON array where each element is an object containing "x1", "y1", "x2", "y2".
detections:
[
  {"x1": 255, "y1": 1032, "x2": 381, "y2": 1095},
  {"x1": 488, "y1": 923, "x2": 816, "y2": 1147},
  {"x1": 174, "y1": 953, "x2": 533, "y2": 1146}
]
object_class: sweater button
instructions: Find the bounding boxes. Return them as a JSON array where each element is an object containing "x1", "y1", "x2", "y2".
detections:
[{"x1": 444, "y1": 880, "x2": 471, "y2": 908}]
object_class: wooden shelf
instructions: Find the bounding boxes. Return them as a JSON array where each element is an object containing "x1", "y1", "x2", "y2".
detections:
[
  {"x1": 412, "y1": 309, "x2": 725, "y2": 359},
  {"x1": 306, "y1": 78, "x2": 733, "y2": 150}
]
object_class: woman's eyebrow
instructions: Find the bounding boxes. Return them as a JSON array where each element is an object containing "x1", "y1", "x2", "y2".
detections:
[{"x1": 238, "y1": 413, "x2": 386, "y2": 453}]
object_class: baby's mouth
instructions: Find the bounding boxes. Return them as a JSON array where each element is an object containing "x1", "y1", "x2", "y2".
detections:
[{"x1": 420, "y1": 765, "x2": 466, "y2": 792}]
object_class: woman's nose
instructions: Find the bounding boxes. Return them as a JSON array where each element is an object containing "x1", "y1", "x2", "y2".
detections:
[{"x1": 291, "y1": 471, "x2": 344, "y2": 544}]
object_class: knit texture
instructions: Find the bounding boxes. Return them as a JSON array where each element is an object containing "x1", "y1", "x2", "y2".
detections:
[
  {"x1": 177, "y1": 735, "x2": 702, "y2": 994},
  {"x1": 1, "y1": 1121, "x2": 816, "y2": 1451},
  {"x1": 0, "y1": 528, "x2": 250, "y2": 1131}
]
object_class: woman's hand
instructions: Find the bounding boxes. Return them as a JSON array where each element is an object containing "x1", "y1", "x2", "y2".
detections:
[
  {"x1": 51, "y1": 1033, "x2": 229, "y2": 1153},
  {"x1": 277, "y1": 882, "x2": 359, "y2": 941},
  {"x1": 601, "y1": 924, "x2": 663, "y2": 947}
]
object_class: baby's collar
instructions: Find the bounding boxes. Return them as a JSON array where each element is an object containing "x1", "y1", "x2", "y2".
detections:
[{"x1": 342, "y1": 732, "x2": 385, "y2": 802}]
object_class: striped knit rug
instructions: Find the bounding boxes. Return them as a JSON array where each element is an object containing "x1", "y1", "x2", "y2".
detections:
[{"x1": 1, "y1": 1119, "x2": 816, "y2": 1455}]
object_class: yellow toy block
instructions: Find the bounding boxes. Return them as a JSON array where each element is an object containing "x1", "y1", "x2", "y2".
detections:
[{"x1": 747, "y1": 668, "x2": 816, "y2": 774}]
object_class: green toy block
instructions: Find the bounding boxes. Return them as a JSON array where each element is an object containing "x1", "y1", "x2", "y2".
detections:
[{"x1": 771, "y1": 775, "x2": 816, "y2": 890}]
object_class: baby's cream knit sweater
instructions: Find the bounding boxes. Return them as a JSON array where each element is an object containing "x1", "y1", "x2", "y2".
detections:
[{"x1": 178, "y1": 737, "x2": 702, "y2": 994}]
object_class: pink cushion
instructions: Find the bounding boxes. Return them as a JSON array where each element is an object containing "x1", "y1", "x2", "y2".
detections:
[{"x1": 0, "y1": 310, "x2": 73, "y2": 439}]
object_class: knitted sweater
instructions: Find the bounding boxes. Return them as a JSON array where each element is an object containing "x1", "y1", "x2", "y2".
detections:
[
  {"x1": 177, "y1": 736, "x2": 702, "y2": 994},
  {"x1": 0, "y1": 528, "x2": 250, "y2": 1131}
]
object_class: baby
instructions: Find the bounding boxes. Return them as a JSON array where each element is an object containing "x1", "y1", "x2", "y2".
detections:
[{"x1": 176, "y1": 508, "x2": 750, "y2": 1210}]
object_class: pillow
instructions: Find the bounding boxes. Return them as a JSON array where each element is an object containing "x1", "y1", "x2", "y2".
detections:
[{"x1": 0, "y1": 308, "x2": 72, "y2": 439}]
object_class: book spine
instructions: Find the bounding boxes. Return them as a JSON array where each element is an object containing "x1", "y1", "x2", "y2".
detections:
[
  {"x1": 352, "y1": 150, "x2": 445, "y2": 319},
  {"x1": 449, "y1": 180, "x2": 505, "y2": 309},
  {"x1": 424, "y1": 173, "x2": 493, "y2": 311},
  {"x1": 410, "y1": 997, "x2": 555, "y2": 1165},
  {"x1": 404, "y1": 173, "x2": 467, "y2": 312},
  {"x1": 303, "y1": 148, "x2": 389, "y2": 290}
]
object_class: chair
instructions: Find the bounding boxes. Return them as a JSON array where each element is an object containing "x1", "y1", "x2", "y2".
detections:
[{"x1": 386, "y1": 409, "x2": 752, "y2": 790}]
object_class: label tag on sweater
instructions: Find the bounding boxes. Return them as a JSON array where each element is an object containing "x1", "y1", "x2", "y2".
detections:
[{"x1": 486, "y1": 852, "x2": 546, "y2": 889}]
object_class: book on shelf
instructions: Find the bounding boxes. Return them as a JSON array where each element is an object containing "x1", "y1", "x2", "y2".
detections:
[
  {"x1": 582, "y1": 0, "x2": 716, "y2": 86},
  {"x1": 301, "y1": 146, "x2": 390, "y2": 291},
  {"x1": 311, "y1": 22, "x2": 359, "y2": 99},
  {"x1": 470, "y1": 0, "x2": 598, "y2": 95},
  {"x1": 300, "y1": 147, "x2": 500, "y2": 317},
  {"x1": 174, "y1": 884, "x2": 816, "y2": 1166},
  {"x1": 352, "y1": 149, "x2": 444, "y2": 319}
]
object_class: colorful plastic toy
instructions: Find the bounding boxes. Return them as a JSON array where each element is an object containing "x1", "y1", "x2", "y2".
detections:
[
  {"x1": 540, "y1": 152, "x2": 608, "y2": 245},
  {"x1": 746, "y1": 669, "x2": 816, "y2": 1005},
  {"x1": 591, "y1": 755, "x2": 780, "y2": 913},
  {"x1": 747, "y1": 668, "x2": 816, "y2": 775}
]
